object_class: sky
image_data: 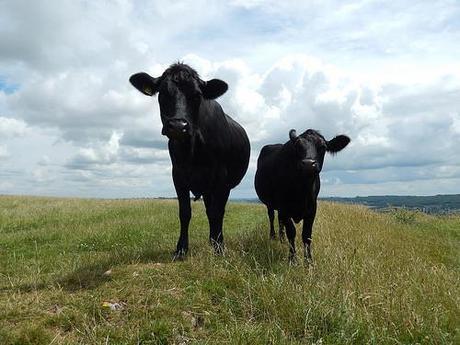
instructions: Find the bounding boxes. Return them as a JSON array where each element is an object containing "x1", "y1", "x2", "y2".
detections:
[{"x1": 1, "y1": 0, "x2": 460, "y2": 199}]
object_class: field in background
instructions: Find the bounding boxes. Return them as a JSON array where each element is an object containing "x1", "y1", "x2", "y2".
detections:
[{"x1": 0, "y1": 196, "x2": 459, "y2": 344}]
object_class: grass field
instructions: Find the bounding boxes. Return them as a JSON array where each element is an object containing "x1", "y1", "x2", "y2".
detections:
[{"x1": 0, "y1": 196, "x2": 459, "y2": 344}]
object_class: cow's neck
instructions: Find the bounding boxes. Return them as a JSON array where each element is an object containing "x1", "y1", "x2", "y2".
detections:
[{"x1": 169, "y1": 132, "x2": 203, "y2": 165}]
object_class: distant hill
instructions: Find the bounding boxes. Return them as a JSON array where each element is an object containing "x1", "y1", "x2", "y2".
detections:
[
  {"x1": 321, "y1": 194, "x2": 460, "y2": 214},
  {"x1": 234, "y1": 194, "x2": 460, "y2": 214}
]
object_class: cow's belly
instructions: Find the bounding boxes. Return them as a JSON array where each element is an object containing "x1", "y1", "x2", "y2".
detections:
[
  {"x1": 278, "y1": 196, "x2": 309, "y2": 224},
  {"x1": 188, "y1": 164, "x2": 214, "y2": 197},
  {"x1": 282, "y1": 205, "x2": 305, "y2": 224},
  {"x1": 173, "y1": 157, "x2": 239, "y2": 198}
]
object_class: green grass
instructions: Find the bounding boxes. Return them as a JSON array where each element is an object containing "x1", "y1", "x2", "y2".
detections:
[{"x1": 0, "y1": 196, "x2": 459, "y2": 344}]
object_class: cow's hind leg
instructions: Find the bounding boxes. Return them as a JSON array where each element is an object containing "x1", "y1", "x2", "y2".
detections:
[
  {"x1": 268, "y1": 207, "x2": 275, "y2": 239},
  {"x1": 204, "y1": 189, "x2": 230, "y2": 255}
]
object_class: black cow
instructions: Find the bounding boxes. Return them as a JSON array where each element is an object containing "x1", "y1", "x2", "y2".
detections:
[
  {"x1": 255, "y1": 129, "x2": 350, "y2": 262},
  {"x1": 129, "y1": 63, "x2": 250, "y2": 258}
]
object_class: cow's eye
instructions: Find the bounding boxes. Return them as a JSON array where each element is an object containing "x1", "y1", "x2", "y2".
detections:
[
  {"x1": 295, "y1": 143, "x2": 307, "y2": 158},
  {"x1": 190, "y1": 92, "x2": 202, "y2": 106}
]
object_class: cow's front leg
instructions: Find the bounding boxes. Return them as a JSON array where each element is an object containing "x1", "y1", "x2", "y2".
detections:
[
  {"x1": 173, "y1": 175, "x2": 191, "y2": 260},
  {"x1": 204, "y1": 188, "x2": 230, "y2": 255},
  {"x1": 268, "y1": 207, "x2": 275, "y2": 239},
  {"x1": 302, "y1": 200, "x2": 317, "y2": 263},
  {"x1": 280, "y1": 212, "x2": 296, "y2": 263},
  {"x1": 278, "y1": 213, "x2": 285, "y2": 242}
]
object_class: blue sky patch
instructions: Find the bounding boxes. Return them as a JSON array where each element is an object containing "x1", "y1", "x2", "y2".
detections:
[{"x1": 0, "y1": 77, "x2": 19, "y2": 94}]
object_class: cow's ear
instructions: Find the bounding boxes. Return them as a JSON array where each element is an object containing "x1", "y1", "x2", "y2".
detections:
[
  {"x1": 201, "y1": 79, "x2": 228, "y2": 99},
  {"x1": 289, "y1": 129, "x2": 298, "y2": 142},
  {"x1": 327, "y1": 135, "x2": 350, "y2": 154},
  {"x1": 129, "y1": 72, "x2": 160, "y2": 96}
]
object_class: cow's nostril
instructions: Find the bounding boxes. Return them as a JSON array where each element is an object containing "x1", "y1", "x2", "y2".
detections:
[
  {"x1": 299, "y1": 159, "x2": 318, "y2": 172},
  {"x1": 165, "y1": 119, "x2": 190, "y2": 138},
  {"x1": 167, "y1": 119, "x2": 188, "y2": 129}
]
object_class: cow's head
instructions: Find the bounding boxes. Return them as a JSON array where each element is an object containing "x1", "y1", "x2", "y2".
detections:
[
  {"x1": 129, "y1": 63, "x2": 228, "y2": 140},
  {"x1": 288, "y1": 129, "x2": 350, "y2": 175}
]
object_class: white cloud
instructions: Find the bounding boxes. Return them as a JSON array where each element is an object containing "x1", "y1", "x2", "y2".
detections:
[
  {"x1": 0, "y1": 145, "x2": 8, "y2": 159},
  {"x1": 451, "y1": 113, "x2": 460, "y2": 135},
  {"x1": 32, "y1": 166, "x2": 55, "y2": 183},
  {"x1": 0, "y1": 0, "x2": 459, "y2": 198},
  {"x1": 0, "y1": 117, "x2": 28, "y2": 137},
  {"x1": 67, "y1": 131, "x2": 123, "y2": 167}
]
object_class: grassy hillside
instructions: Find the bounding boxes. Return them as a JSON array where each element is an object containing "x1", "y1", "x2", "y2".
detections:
[{"x1": 0, "y1": 196, "x2": 458, "y2": 344}]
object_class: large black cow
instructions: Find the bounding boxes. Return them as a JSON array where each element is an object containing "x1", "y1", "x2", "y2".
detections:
[
  {"x1": 255, "y1": 128, "x2": 350, "y2": 262},
  {"x1": 129, "y1": 63, "x2": 250, "y2": 258}
]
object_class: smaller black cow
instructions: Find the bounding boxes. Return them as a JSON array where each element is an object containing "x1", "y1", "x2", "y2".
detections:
[{"x1": 255, "y1": 129, "x2": 350, "y2": 262}]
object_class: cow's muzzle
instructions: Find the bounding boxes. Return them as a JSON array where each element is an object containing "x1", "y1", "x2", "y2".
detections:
[
  {"x1": 299, "y1": 159, "x2": 319, "y2": 174},
  {"x1": 163, "y1": 119, "x2": 190, "y2": 139}
]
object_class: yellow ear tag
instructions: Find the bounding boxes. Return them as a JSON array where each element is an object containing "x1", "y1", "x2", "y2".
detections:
[{"x1": 143, "y1": 86, "x2": 153, "y2": 95}]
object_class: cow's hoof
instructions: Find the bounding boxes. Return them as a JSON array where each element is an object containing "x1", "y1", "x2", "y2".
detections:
[
  {"x1": 172, "y1": 249, "x2": 187, "y2": 261},
  {"x1": 304, "y1": 256, "x2": 313, "y2": 266},
  {"x1": 288, "y1": 254, "x2": 298, "y2": 265},
  {"x1": 210, "y1": 238, "x2": 225, "y2": 256},
  {"x1": 212, "y1": 243, "x2": 225, "y2": 256},
  {"x1": 213, "y1": 246, "x2": 225, "y2": 256},
  {"x1": 304, "y1": 249, "x2": 313, "y2": 265}
]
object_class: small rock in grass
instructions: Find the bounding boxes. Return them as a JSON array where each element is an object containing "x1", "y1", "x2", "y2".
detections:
[
  {"x1": 182, "y1": 311, "x2": 204, "y2": 329},
  {"x1": 48, "y1": 304, "x2": 64, "y2": 315},
  {"x1": 102, "y1": 269, "x2": 112, "y2": 277},
  {"x1": 101, "y1": 301, "x2": 125, "y2": 311}
]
